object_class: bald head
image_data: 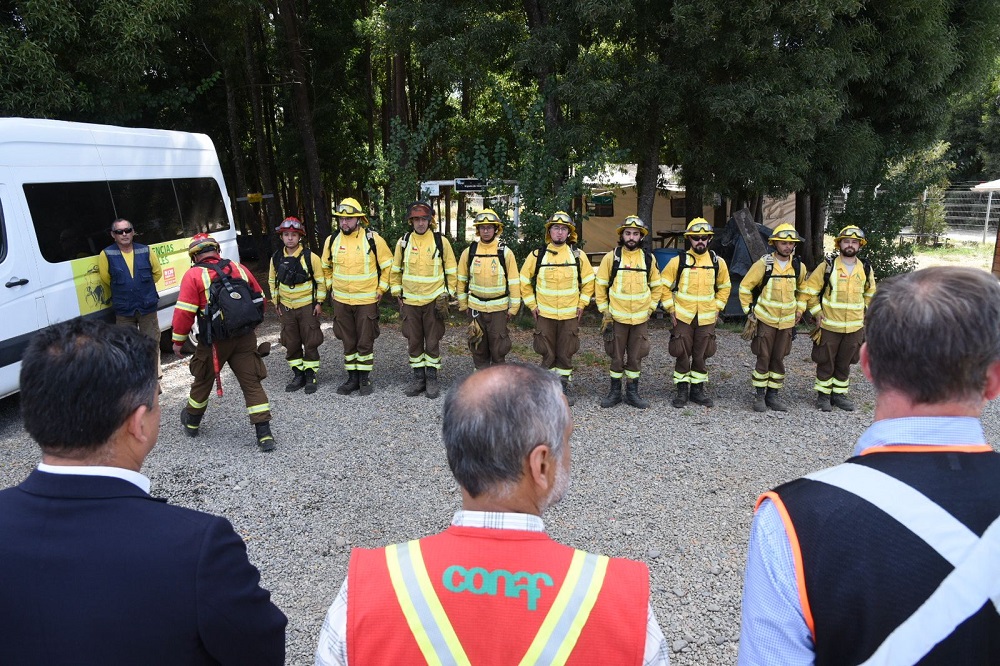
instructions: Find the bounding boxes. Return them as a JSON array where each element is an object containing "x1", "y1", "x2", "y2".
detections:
[{"x1": 442, "y1": 364, "x2": 570, "y2": 498}]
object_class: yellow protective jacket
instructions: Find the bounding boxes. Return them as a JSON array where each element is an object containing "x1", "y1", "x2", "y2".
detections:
[
  {"x1": 595, "y1": 247, "x2": 664, "y2": 325},
  {"x1": 519, "y1": 244, "x2": 595, "y2": 321},
  {"x1": 267, "y1": 245, "x2": 326, "y2": 310},
  {"x1": 738, "y1": 254, "x2": 807, "y2": 330},
  {"x1": 322, "y1": 228, "x2": 392, "y2": 305},
  {"x1": 802, "y1": 255, "x2": 876, "y2": 334},
  {"x1": 660, "y1": 250, "x2": 731, "y2": 325},
  {"x1": 389, "y1": 230, "x2": 458, "y2": 306},
  {"x1": 457, "y1": 239, "x2": 521, "y2": 315}
]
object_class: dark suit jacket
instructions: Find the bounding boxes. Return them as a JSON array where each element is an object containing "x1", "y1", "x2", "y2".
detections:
[{"x1": 0, "y1": 470, "x2": 286, "y2": 665}]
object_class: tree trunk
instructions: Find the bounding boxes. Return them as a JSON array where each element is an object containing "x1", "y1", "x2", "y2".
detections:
[
  {"x1": 635, "y1": 127, "x2": 661, "y2": 231},
  {"x1": 795, "y1": 190, "x2": 814, "y2": 267},
  {"x1": 444, "y1": 187, "x2": 452, "y2": 238},
  {"x1": 684, "y1": 179, "x2": 704, "y2": 222},
  {"x1": 223, "y1": 63, "x2": 250, "y2": 240},
  {"x1": 809, "y1": 192, "x2": 825, "y2": 266}
]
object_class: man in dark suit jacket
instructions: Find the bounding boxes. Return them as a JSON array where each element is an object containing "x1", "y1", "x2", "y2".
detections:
[{"x1": 0, "y1": 319, "x2": 286, "y2": 665}]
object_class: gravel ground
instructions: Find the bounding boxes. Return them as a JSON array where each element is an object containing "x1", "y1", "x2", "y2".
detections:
[{"x1": 2, "y1": 309, "x2": 999, "y2": 665}]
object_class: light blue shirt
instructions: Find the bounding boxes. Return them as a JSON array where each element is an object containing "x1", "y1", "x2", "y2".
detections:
[{"x1": 737, "y1": 417, "x2": 987, "y2": 665}]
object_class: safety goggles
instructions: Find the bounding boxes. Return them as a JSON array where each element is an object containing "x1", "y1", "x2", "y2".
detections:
[
  {"x1": 622, "y1": 216, "x2": 644, "y2": 227},
  {"x1": 280, "y1": 219, "x2": 305, "y2": 231},
  {"x1": 771, "y1": 230, "x2": 799, "y2": 241},
  {"x1": 548, "y1": 212, "x2": 573, "y2": 225},
  {"x1": 686, "y1": 222, "x2": 713, "y2": 236},
  {"x1": 474, "y1": 212, "x2": 500, "y2": 223},
  {"x1": 336, "y1": 203, "x2": 363, "y2": 216},
  {"x1": 112, "y1": 228, "x2": 134, "y2": 235},
  {"x1": 839, "y1": 228, "x2": 866, "y2": 241}
]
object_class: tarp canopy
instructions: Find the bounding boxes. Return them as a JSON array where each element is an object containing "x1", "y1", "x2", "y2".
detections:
[{"x1": 972, "y1": 179, "x2": 1000, "y2": 191}]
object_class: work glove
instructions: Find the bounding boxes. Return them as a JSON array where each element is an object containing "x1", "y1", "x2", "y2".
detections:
[
  {"x1": 740, "y1": 312, "x2": 757, "y2": 341},
  {"x1": 601, "y1": 313, "x2": 614, "y2": 343},
  {"x1": 435, "y1": 293, "x2": 450, "y2": 319},
  {"x1": 810, "y1": 326, "x2": 822, "y2": 345},
  {"x1": 468, "y1": 316, "x2": 484, "y2": 348}
]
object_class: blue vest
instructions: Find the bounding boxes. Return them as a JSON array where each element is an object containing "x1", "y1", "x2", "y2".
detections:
[{"x1": 104, "y1": 243, "x2": 159, "y2": 316}]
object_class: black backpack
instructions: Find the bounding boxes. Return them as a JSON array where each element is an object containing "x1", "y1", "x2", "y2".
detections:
[
  {"x1": 464, "y1": 241, "x2": 509, "y2": 301},
  {"x1": 671, "y1": 250, "x2": 720, "y2": 293},
  {"x1": 531, "y1": 245, "x2": 583, "y2": 292},
  {"x1": 819, "y1": 253, "x2": 872, "y2": 305},
  {"x1": 400, "y1": 230, "x2": 448, "y2": 295},
  {"x1": 271, "y1": 247, "x2": 317, "y2": 305},
  {"x1": 608, "y1": 246, "x2": 653, "y2": 287},
  {"x1": 196, "y1": 259, "x2": 264, "y2": 344},
  {"x1": 749, "y1": 253, "x2": 803, "y2": 309}
]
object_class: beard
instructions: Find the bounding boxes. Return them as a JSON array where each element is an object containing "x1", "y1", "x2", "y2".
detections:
[
  {"x1": 692, "y1": 244, "x2": 708, "y2": 255},
  {"x1": 841, "y1": 246, "x2": 858, "y2": 257},
  {"x1": 624, "y1": 239, "x2": 639, "y2": 250},
  {"x1": 551, "y1": 238, "x2": 566, "y2": 246}
]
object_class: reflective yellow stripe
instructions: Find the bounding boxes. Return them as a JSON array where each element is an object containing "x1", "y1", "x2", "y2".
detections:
[
  {"x1": 188, "y1": 396, "x2": 208, "y2": 409},
  {"x1": 247, "y1": 403, "x2": 270, "y2": 414}
]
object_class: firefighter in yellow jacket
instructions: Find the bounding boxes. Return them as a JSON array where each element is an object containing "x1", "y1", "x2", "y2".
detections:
[
  {"x1": 738, "y1": 224, "x2": 807, "y2": 412},
  {"x1": 269, "y1": 217, "x2": 326, "y2": 394},
  {"x1": 519, "y1": 211, "x2": 595, "y2": 406},
  {"x1": 594, "y1": 216, "x2": 664, "y2": 409},
  {"x1": 389, "y1": 201, "x2": 458, "y2": 399},
  {"x1": 321, "y1": 197, "x2": 393, "y2": 396},
  {"x1": 661, "y1": 218, "x2": 732, "y2": 408},
  {"x1": 801, "y1": 225, "x2": 876, "y2": 412},
  {"x1": 457, "y1": 209, "x2": 521, "y2": 369}
]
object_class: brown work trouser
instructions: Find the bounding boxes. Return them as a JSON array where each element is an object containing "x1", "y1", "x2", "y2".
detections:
[
  {"x1": 812, "y1": 328, "x2": 864, "y2": 394},
  {"x1": 605, "y1": 321, "x2": 650, "y2": 378},
  {"x1": 117, "y1": 312, "x2": 161, "y2": 378},
  {"x1": 278, "y1": 304, "x2": 323, "y2": 369},
  {"x1": 534, "y1": 316, "x2": 580, "y2": 379},
  {"x1": 186, "y1": 333, "x2": 271, "y2": 424},
  {"x1": 469, "y1": 310, "x2": 512, "y2": 369},
  {"x1": 401, "y1": 302, "x2": 444, "y2": 369},
  {"x1": 668, "y1": 317, "x2": 717, "y2": 384},
  {"x1": 751, "y1": 322, "x2": 793, "y2": 389},
  {"x1": 333, "y1": 301, "x2": 380, "y2": 371}
]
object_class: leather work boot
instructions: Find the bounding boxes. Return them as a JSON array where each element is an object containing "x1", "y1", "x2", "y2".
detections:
[
  {"x1": 180, "y1": 407, "x2": 202, "y2": 437},
  {"x1": 285, "y1": 367, "x2": 306, "y2": 392},
  {"x1": 624, "y1": 379, "x2": 649, "y2": 409},
  {"x1": 671, "y1": 383, "x2": 689, "y2": 408},
  {"x1": 561, "y1": 379, "x2": 576, "y2": 407},
  {"x1": 335, "y1": 370, "x2": 359, "y2": 395},
  {"x1": 404, "y1": 368, "x2": 426, "y2": 396},
  {"x1": 752, "y1": 387, "x2": 767, "y2": 413},
  {"x1": 689, "y1": 383, "x2": 714, "y2": 407},
  {"x1": 425, "y1": 367, "x2": 440, "y2": 399},
  {"x1": 599, "y1": 378, "x2": 622, "y2": 408},
  {"x1": 358, "y1": 370, "x2": 373, "y2": 396},
  {"x1": 765, "y1": 388, "x2": 789, "y2": 412},
  {"x1": 255, "y1": 421, "x2": 276, "y2": 452},
  {"x1": 816, "y1": 391, "x2": 833, "y2": 412},
  {"x1": 303, "y1": 368, "x2": 318, "y2": 395},
  {"x1": 831, "y1": 392, "x2": 855, "y2": 411}
]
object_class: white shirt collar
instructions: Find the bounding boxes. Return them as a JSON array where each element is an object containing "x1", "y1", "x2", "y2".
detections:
[
  {"x1": 451, "y1": 510, "x2": 546, "y2": 532},
  {"x1": 37, "y1": 463, "x2": 151, "y2": 494}
]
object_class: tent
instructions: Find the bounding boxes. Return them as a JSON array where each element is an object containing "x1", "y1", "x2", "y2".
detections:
[{"x1": 972, "y1": 179, "x2": 1000, "y2": 191}]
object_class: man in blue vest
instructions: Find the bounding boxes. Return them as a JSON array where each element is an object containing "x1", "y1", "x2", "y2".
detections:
[
  {"x1": 99, "y1": 218, "x2": 163, "y2": 375},
  {"x1": 738, "y1": 266, "x2": 1000, "y2": 665}
]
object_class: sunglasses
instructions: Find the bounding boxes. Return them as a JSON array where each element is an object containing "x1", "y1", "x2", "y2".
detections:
[
  {"x1": 112, "y1": 228, "x2": 134, "y2": 235},
  {"x1": 689, "y1": 235, "x2": 711, "y2": 242}
]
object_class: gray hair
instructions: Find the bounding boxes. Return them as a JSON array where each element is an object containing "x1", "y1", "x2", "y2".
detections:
[
  {"x1": 442, "y1": 364, "x2": 570, "y2": 497},
  {"x1": 865, "y1": 267, "x2": 1000, "y2": 404}
]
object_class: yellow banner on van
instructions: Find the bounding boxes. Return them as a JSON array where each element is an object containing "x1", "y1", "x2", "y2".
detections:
[{"x1": 72, "y1": 238, "x2": 196, "y2": 316}]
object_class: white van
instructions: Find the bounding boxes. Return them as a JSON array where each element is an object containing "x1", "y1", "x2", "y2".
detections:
[{"x1": 0, "y1": 118, "x2": 239, "y2": 398}]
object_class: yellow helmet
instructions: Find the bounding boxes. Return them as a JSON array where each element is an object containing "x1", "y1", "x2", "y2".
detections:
[
  {"x1": 333, "y1": 197, "x2": 368, "y2": 224},
  {"x1": 835, "y1": 225, "x2": 867, "y2": 247},
  {"x1": 684, "y1": 218, "x2": 714, "y2": 237},
  {"x1": 768, "y1": 223, "x2": 802, "y2": 244},
  {"x1": 616, "y1": 215, "x2": 648, "y2": 237},
  {"x1": 544, "y1": 210, "x2": 577, "y2": 243},
  {"x1": 473, "y1": 209, "x2": 504, "y2": 235},
  {"x1": 187, "y1": 233, "x2": 220, "y2": 260}
]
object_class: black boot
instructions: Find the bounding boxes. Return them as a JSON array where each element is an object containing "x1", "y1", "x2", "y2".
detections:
[
  {"x1": 599, "y1": 378, "x2": 623, "y2": 408},
  {"x1": 624, "y1": 379, "x2": 649, "y2": 409},
  {"x1": 561, "y1": 379, "x2": 576, "y2": 407},
  {"x1": 180, "y1": 407, "x2": 202, "y2": 437},
  {"x1": 336, "y1": 370, "x2": 359, "y2": 395},
  {"x1": 765, "y1": 388, "x2": 788, "y2": 412},
  {"x1": 285, "y1": 367, "x2": 306, "y2": 392},
  {"x1": 671, "y1": 383, "x2": 689, "y2": 408},
  {"x1": 304, "y1": 368, "x2": 318, "y2": 395},
  {"x1": 831, "y1": 392, "x2": 855, "y2": 411},
  {"x1": 404, "y1": 368, "x2": 426, "y2": 396},
  {"x1": 425, "y1": 367, "x2": 440, "y2": 399},
  {"x1": 816, "y1": 391, "x2": 833, "y2": 412},
  {"x1": 358, "y1": 370, "x2": 373, "y2": 396},
  {"x1": 255, "y1": 421, "x2": 276, "y2": 452},
  {"x1": 689, "y1": 383, "x2": 715, "y2": 407},
  {"x1": 752, "y1": 387, "x2": 767, "y2": 412}
]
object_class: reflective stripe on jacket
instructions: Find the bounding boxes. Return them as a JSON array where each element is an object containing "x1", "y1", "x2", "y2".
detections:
[
  {"x1": 595, "y1": 247, "x2": 663, "y2": 325},
  {"x1": 322, "y1": 229, "x2": 392, "y2": 305}
]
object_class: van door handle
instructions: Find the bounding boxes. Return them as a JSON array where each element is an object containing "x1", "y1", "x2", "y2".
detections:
[{"x1": 5, "y1": 277, "x2": 29, "y2": 287}]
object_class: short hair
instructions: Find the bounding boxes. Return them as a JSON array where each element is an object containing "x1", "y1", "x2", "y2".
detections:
[
  {"x1": 865, "y1": 267, "x2": 1000, "y2": 404},
  {"x1": 442, "y1": 364, "x2": 570, "y2": 497},
  {"x1": 110, "y1": 218, "x2": 131, "y2": 231},
  {"x1": 20, "y1": 319, "x2": 158, "y2": 454}
]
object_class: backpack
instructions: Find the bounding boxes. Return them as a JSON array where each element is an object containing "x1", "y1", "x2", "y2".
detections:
[
  {"x1": 400, "y1": 230, "x2": 448, "y2": 295},
  {"x1": 272, "y1": 247, "x2": 317, "y2": 305},
  {"x1": 819, "y1": 253, "x2": 872, "y2": 305},
  {"x1": 464, "y1": 241, "x2": 509, "y2": 301},
  {"x1": 749, "y1": 253, "x2": 802, "y2": 309},
  {"x1": 196, "y1": 259, "x2": 264, "y2": 344},
  {"x1": 531, "y1": 245, "x2": 583, "y2": 292},
  {"x1": 671, "y1": 250, "x2": 719, "y2": 293},
  {"x1": 608, "y1": 246, "x2": 653, "y2": 288}
]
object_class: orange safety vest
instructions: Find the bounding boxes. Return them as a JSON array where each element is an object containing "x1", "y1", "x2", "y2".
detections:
[{"x1": 347, "y1": 526, "x2": 648, "y2": 665}]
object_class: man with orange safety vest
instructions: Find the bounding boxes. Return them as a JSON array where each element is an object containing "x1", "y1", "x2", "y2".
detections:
[
  {"x1": 739, "y1": 267, "x2": 1000, "y2": 665},
  {"x1": 315, "y1": 363, "x2": 669, "y2": 665}
]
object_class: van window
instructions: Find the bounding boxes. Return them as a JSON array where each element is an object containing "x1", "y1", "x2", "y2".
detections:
[{"x1": 23, "y1": 177, "x2": 229, "y2": 263}]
